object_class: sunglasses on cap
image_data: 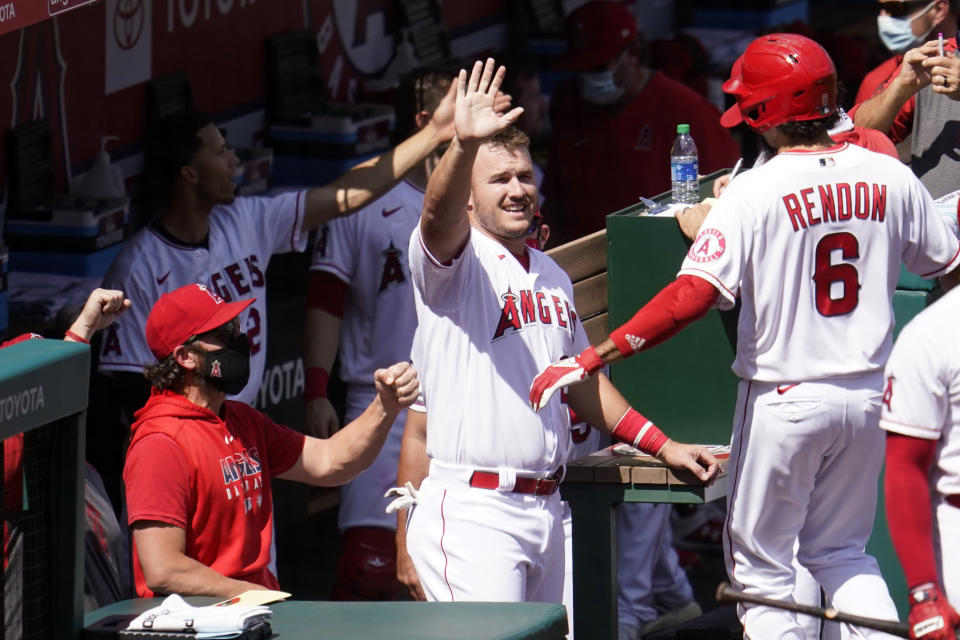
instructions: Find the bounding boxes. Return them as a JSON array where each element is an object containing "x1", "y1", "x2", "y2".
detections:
[{"x1": 878, "y1": 0, "x2": 936, "y2": 18}]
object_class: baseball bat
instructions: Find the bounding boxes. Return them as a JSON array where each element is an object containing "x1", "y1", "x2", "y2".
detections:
[{"x1": 715, "y1": 582, "x2": 911, "y2": 638}]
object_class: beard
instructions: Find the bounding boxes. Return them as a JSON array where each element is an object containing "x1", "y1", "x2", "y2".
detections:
[{"x1": 471, "y1": 202, "x2": 533, "y2": 241}]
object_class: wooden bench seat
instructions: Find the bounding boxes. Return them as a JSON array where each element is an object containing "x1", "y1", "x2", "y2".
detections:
[{"x1": 547, "y1": 229, "x2": 608, "y2": 344}]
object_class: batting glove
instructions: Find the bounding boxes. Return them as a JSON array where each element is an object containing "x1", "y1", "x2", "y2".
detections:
[
  {"x1": 529, "y1": 346, "x2": 604, "y2": 412},
  {"x1": 384, "y1": 482, "x2": 420, "y2": 514},
  {"x1": 909, "y1": 583, "x2": 959, "y2": 640}
]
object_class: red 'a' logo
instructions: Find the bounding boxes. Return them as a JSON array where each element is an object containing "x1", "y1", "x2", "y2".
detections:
[
  {"x1": 379, "y1": 243, "x2": 406, "y2": 292},
  {"x1": 492, "y1": 289, "x2": 522, "y2": 340},
  {"x1": 882, "y1": 375, "x2": 894, "y2": 412},
  {"x1": 211, "y1": 359, "x2": 223, "y2": 378}
]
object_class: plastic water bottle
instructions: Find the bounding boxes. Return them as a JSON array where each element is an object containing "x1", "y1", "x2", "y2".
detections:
[{"x1": 671, "y1": 124, "x2": 699, "y2": 204}]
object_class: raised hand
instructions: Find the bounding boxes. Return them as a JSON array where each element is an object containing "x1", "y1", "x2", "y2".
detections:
[
  {"x1": 374, "y1": 362, "x2": 420, "y2": 415},
  {"x1": 67, "y1": 288, "x2": 131, "y2": 342},
  {"x1": 899, "y1": 41, "x2": 941, "y2": 92},
  {"x1": 922, "y1": 49, "x2": 960, "y2": 100},
  {"x1": 454, "y1": 58, "x2": 524, "y2": 144},
  {"x1": 427, "y1": 79, "x2": 458, "y2": 144}
]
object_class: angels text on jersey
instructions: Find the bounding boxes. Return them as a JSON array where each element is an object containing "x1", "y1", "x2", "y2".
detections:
[
  {"x1": 101, "y1": 253, "x2": 266, "y2": 358},
  {"x1": 493, "y1": 286, "x2": 580, "y2": 341}
]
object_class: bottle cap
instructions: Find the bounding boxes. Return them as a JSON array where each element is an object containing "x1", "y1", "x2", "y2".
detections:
[{"x1": 676, "y1": 124, "x2": 690, "y2": 134}]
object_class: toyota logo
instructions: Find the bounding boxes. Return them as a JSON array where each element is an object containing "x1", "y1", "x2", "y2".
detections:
[{"x1": 113, "y1": 0, "x2": 144, "y2": 51}]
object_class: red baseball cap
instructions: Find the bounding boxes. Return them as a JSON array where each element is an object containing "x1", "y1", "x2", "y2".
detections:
[
  {"x1": 557, "y1": 1, "x2": 638, "y2": 71},
  {"x1": 145, "y1": 283, "x2": 254, "y2": 360}
]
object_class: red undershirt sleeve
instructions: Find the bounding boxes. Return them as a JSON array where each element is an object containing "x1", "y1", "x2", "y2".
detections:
[
  {"x1": 609, "y1": 275, "x2": 720, "y2": 356},
  {"x1": 885, "y1": 432, "x2": 940, "y2": 588},
  {"x1": 307, "y1": 271, "x2": 348, "y2": 317}
]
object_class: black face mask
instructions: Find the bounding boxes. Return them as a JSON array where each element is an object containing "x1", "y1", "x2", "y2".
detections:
[{"x1": 198, "y1": 333, "x2": 251, "y2": 395}]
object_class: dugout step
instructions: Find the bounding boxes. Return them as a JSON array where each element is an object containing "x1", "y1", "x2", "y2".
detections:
[{"x1": 645, "y1": 603, "x2": 742, "y2": 640}]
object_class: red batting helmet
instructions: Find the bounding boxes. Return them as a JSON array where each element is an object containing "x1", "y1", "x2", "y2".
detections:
[{"x1": 720, "y1": 33, "x2": 837, "y2": 133}]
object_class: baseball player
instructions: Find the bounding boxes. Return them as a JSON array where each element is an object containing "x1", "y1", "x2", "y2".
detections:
[
  {"x1": 100, "y1": 107, "x2": 453, "y2": 405},
  {"x1": 530, "y1": 34, "x2": 960, "y2": 639},
  {"x1": 304, "y1": 68, "x2": 456, "y2": 600},
  {"x1": 880, "y1": 266, "x2": 960, "y2": 640},
  {"x1": 401, "y1": 57, "x2": 717, "y2": 604},
  {"x1": 92, "y1": 107, "x2": 454, "y2": 507}
]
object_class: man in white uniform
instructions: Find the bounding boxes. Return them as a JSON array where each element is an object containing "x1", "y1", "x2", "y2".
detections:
[
  {"x1": 304, "y1": 68, "x2": 455, "y2": 600},
  {"x1": 880, "y1": 265, "x2": 960, "y2": 640},
  {"x1": 92, "y1": 106, "x2": 453, "y2": 506},
  {"x1": 531, "y1": 34, "x2": 960, "y2": 639},
  {"x1": 402, "y1": 57, "x2": 718, "y2": 604}
]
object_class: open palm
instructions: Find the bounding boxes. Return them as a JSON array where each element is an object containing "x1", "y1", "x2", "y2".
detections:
[{"x1": 454, "y1": 58, "x2": 524, "y2": 143}]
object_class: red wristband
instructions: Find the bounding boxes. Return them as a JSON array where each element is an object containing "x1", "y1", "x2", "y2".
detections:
[
  {"x1": 579, "y1": 346, "x2": 605, "y2": 375},
  {"x1": 612, "y1": 408, "x2": 668, "y2": 456},
  {"x1": 305, "y1": 366, "x2": 329, "y2": 401},
  {"x1": 64, "y1": 330, "x2": 90, "y2": 344}
]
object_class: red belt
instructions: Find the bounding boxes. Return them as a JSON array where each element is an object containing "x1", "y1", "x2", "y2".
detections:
[
  {"x1": 469, "y1": 471, "x2": 560, "y2": 496},
  {"x1": 947, "y1": 494, "x2": 960, "y2": 509}
]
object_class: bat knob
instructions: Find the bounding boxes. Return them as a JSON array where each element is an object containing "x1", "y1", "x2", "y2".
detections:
[{"x1": 716, "y1": 582, "x2": 734, "y2": 603}]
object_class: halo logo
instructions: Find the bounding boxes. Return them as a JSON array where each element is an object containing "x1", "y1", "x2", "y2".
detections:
[
  {"x1": 332, "y1": 0, "x2": 396, "y2": 75},
  {"x1": 113, "y1": 0, "x2": 144, "y2": 50}
]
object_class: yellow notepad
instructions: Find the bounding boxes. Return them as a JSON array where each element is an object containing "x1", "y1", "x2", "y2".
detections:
[{"x1": 213, "y1": 589, "x2": 292, "y2": 607}]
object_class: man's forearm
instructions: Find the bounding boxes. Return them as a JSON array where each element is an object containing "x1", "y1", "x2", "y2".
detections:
[
  {"x1": 147, "y1": 558, "x2": 257, "y2": 598},
  {"x1": 852, "y1": 78, "x2": 915, "y2": 135},
  {"x1": 304, "y1": 308, "x2": 340, "y2": 375},
  {"x1": 134, "y1": 528, "x2": 263, "y2": 598},
  {"x1": 300, "y1": 397, "x2": 397, "y2": 486},
  {"x1": 419, "y1": 137, "x2": 477, "y2": 263},
  {"x1": 396, "y1": 412, "x2": 429, "y2": 538},
  {"x1": 303, "y1": 122, "x2": 444, "y2": 230}
]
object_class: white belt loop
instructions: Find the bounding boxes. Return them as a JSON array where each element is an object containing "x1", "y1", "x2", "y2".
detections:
[{"x1": 497, "y1": 469, "x2": 517, "y2": 492}]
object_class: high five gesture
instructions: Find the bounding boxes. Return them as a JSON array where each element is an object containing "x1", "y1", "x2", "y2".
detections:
[
  {"x1": 455, "y1": 59, "x2": 525, "y2": 143},
  {"x1": 420, "y1": 59, "x2": 524, "y2": 263}
]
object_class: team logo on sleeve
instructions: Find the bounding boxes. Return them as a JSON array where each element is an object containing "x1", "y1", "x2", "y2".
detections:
[
  {"x1": 687, "y1": 228, "x2": 726, "y2": 263},
  {"x1": 882, "y1": 375, "x2": 894, "y2": 412}
]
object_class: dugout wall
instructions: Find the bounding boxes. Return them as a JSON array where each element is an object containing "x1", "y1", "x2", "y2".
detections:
[{"x1": 1, "y1": 339, "x2": 86, "y2": 640}]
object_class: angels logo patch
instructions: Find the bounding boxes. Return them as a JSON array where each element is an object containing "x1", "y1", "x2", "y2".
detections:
[{"x1": 687, "y1": 228, "x2": 726, "y2": 263}]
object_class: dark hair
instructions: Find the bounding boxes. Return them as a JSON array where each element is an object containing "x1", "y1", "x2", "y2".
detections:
[
  {"x1": 143, "y1": 354, "x2": 188, "y2": 390},
  {"x1": 776, "y1": 113, "x2": 839, "y2": 141},
  {"x1": 392, "y1": 65, "x2": 459, "y2": 143},
  {"x1": 487, "y1": 126, "x2": 530, "y2": 152},
  {"x1": 142, "y1": 110, "x2": 213, "y2": 206},
  {"x1": 141, "y1": 320, "x2": 232, "y2": 390}
]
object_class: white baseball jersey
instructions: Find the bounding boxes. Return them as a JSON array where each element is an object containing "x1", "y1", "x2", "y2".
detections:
[
  {"x1": 409, "y1": 226, "x2": 589, "y2": 473},
  {"x1": 310, "y1": 180, "x2": 423, "y2": 391},
  {"x1": 880, "y1": 285, "x2": 960, "y2": 496},
  {"x1": 680, "y1": 143, "x2": 960, "y2": 382},
  {"x1": 99, "y1": 191, "x2": 308, "y2": 405}
]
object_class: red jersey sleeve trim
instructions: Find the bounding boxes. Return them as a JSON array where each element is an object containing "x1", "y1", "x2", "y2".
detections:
[
  {"x1": 920, "y1": 242, "x2": 960, "y2": 279},
  {"x1": 418, "y1": 228, "x2": 467, "y2": 268},
  {"x1": 677, "y1": 268, "x2": 736, "y2": 300}
]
